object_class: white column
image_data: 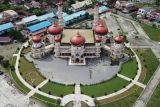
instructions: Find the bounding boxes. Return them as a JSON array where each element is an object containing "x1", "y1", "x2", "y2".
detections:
[
  {"x1": 58, "y1": 3, "x2": 64, "y2": 28},
  {"x1": 93, "y1": 3, "x2": 99, "y2": 29}
]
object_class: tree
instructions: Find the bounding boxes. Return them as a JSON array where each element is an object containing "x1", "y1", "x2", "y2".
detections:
[
  {"x1": 68, "y1": 0, "x2": 76, "y2": 5},
  {"x1": 0, "y1": 55, "x2": 4, "y2": 63},
  {"x1": 155, "y1": 0, "x2": 160, "y2": 6},
  {"x1": 2, "y1": 60, "x2": 9, "y2": 68},
  {"x1": 8, "y1": 29, "x2": 24, "y2": 41},
  {"x1": 31, "y1": 8, "x2": 46, "y2": 16}
]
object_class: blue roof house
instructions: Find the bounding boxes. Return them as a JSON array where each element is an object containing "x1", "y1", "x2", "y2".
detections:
[
  {"x1": 37, "y1": 12, "x2": 56, "y2": 21},
  {"x1": 0, "y1": 22, "x2": 14, "y2": 35},
  {"x1": 63, "y1": 10, "x2": 86, "y2": 25},
  {"x1": 27, "y1": 20, "x2": 51, "y2": 33}
]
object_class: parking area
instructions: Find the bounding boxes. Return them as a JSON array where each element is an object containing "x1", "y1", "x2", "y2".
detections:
[{"x1": 0, "y1": 43, "x2": 21, "y2": 59}]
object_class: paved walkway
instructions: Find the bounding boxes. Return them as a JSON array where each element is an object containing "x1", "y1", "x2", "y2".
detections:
[
  {"x1": 117, "y1": 74, "x2": 146, "y2": 89},
  {"x1": 73, "y1": 84, "x2": 81, "y2": 107},
  {"x1": 97, "y1": 44, "x2": 142, "y2": 101},
  {"x1": 115, "y1": 13, "x2": 160, "y2": 107},
  {"x1": 26, "y1": 79, "x2": 48, "y2": 98},
  {"x1": 133, "y1": 66, "x2": 160, "y2": 107},
  {"x1": 14, "y1": 42, "x2": 61, "y2": 103},
  {"x1": 60, "y1": 94, "x2": 95, "y2": 107}
]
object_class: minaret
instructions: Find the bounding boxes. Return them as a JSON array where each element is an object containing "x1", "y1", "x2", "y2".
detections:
[
  {"x1": 95, "y1": 37, "x2": 102, "y2": 57},
  {"x1": 93, "y1": 3, "x2": 99, "y2": 29},
  {"x1": 110, "y1": 36, "x2": 124, "y2": 61},
  {"x1": 54, "y1": 36, "x2": 61, "y2": 57},
  {"x1": 31, "y1": 35, "x2": 45, "y2": 59},
  {"x1": 94, "y1": 22, "x2": 108, "y2": 44},
  {"x1": 57, "y1": 2, "x2": 64, "y2": 28},
  {"x1": 47, "y1": 22, "x2": 62, "y2": 44}
]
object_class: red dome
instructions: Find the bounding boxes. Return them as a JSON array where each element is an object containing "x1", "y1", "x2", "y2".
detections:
[
  {"x1": 95, "y1": 37, "x2": 102, "y2": 43},
  {"x1": 94, "y1": 23, "x2": 108, "y2": 35},
  {"x1": 70, "y1": 32, "x2": 85, "y2": 46},
  {"x1": 114, "y1": 36, "x2": 123, "y2": 44},
  {"x1": 32, "y1": 35, "x2": 41, "y2": 43},
  {"x1": 54, "y1": 36, "x2": 61, "y2": 42},
  {"x1": 48, "y1": 23, "x2": 62, "y2": 35}
]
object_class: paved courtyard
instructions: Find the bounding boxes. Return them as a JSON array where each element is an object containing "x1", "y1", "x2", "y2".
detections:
[
  {"x1": 0, "y1": 75, "x2": 43, "y2": 107},
  {"x1": 26, "y1": 53, "x2": 120, "y2": 85}
]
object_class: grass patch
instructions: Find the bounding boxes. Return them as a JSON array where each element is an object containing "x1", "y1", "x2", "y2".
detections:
[
  {"x1": 119, "y1": 58, "x2": 137, "y2": 79},
  {"x1": 147, "y1": 83, "x2": 160, "y2": 107},
  {"x1": 9, "y1": 56, "x2": 31, "y2": 94},
  {"x1": 81, "y1": 76, "x2": 130, "y2": 97},
  {"x1": 82, "y1": 101, "x2": 89, "y2": 107},
  {"x1": 97, "y1": 86, "x2": 143, "y2": 107},
  {"x1": 135, "y1": 49, "x2": 159, "y2": 84},
  {"x1": 65, "y1": 102, "x2": 73, "y2": 107},
  {"x1": 33, "y1": 93, "x2": 60, "y2": 107},
  {"x1": 10, "y1": 56, "x2": 17, "y2": 66},
  {"x1": 41, "y1": 81, "x2": 74, "y2": 97},
  {"x1": 19, "y1": 56, "x2": 45, "y2": 87},
  {"x1": 140, "y1": 23, "x2": 160, "y2": 42}
]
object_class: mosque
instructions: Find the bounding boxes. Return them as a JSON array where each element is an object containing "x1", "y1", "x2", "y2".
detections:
[{"x1": 31, "y1": 2, "x2": 124, "y2": 65}]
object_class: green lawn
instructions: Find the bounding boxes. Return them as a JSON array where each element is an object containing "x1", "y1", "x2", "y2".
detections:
[
  {"x1": 33, "y1": 93, "x2": 60, "y2": 107},
  {"x1": 19, "y1": 57, "x2": 45, "y2": 87},
  {"x1": 147, "y1": 83, "x2": 160, "y2": 107},
  {"x1": 81, "y1": 76, "x2": 129, "y2": 97},
  {"x1": 140, "y1": 23, "x2": 160, "y2": 42},
  {"x1": 119, "y1": 58, "x2": 137, "y2": 79},
  {"x1": 41, "y1": 81, "x2": 74, "y2": 97},
  {"x1": 10, "y1": 56, "x2": 31, "y2": 94},
  {"x1": 10, "y1": 56, "x2": 17, "y2": 66},
  {"x1": 98, "y1": 87, "x2": 143, "y2": 107},
  {"x1": 135, "y1": 49, "x2": 159, "y2": 84}
]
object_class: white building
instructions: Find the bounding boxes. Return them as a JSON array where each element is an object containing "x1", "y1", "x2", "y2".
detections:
[{"x1": 31, "y1": 2, "x2": 124, "y2": 65}]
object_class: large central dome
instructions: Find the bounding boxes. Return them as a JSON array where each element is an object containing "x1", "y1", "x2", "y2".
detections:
[{"x1": 70, "y1": 32, "x2": 85, "y2": 46}]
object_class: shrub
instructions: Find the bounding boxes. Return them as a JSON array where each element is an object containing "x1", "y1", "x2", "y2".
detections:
[{"x1": 2, "y1": 59, "x2": 10, "y2": 68}]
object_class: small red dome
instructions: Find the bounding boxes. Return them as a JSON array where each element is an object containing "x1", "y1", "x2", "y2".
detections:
[
  {"x1": 70, "y1": 32, "x2": 85, "y2": 46},
  {"x1": 48, "y1": 22, "x2": 62, "y2": 35},
  {"x1": 94, "y1": 23, "x2": 108, "y2": 35},
  {"x1": 95, "y1": 37, "x2": 102, "y2": 43},
  {"x1": 114, "y1": 36, "x2": 123, "y2": 44},
  {"x1": 54, "y1": 36, "x2": 61, "y2": 42},
  {"x1": 32, "y1": 35, "x2": 41, "y2": 43}
]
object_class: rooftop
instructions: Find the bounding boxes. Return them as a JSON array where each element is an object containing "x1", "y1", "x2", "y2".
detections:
[
  {"x1": 0, "y1": 22, "x2": 14, "y2": 32},
  {"x1": 63, "y1": 10, "x2": 86, "y2": 22},
  {"x1": 71, "y1": 0, "x2": 92, "y2": 10},
  {"x1": 37, "y1": 12, "x2": 55, "y2": 21},
  {"x1": 99, "y1": 6, "x2": 109, "y2": 13},
  {"x1": 3, "y1": 10, "x2": 18, "y2": 16},
  {"x1": 22, "y1": 15, "x2": 38, "y2": 23},
  {"x1": 62, "y1": 29, "x2": 94, "y2": 44},
  {"x1": 0, "y1": 36, "x2": 11, "y2": 43},
  {"x1": 27, "y1": 20, "x2": 51, "y2": 32}
]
